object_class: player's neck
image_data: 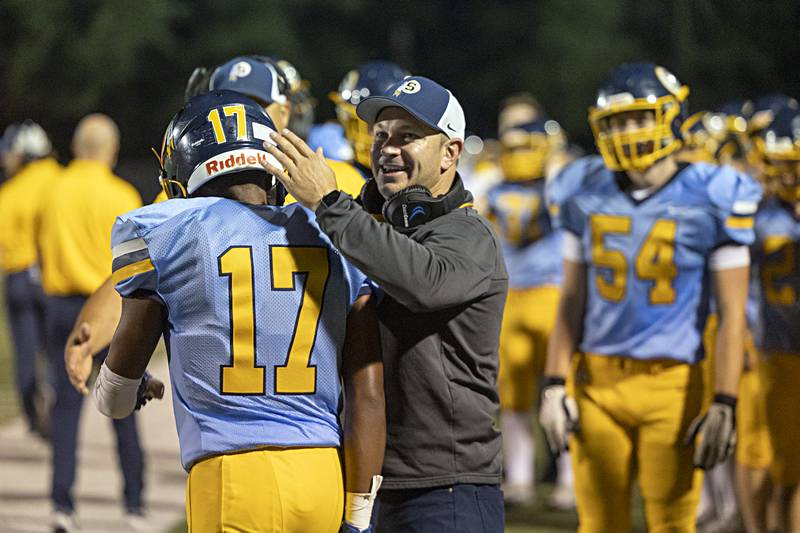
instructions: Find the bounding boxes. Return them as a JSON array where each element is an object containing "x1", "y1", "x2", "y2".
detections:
[
  {"x1": 625, "y1": 156, "x2": 678, "y2": 190},
  {"x1": 225, "y1": 183, "x2": 269, "y2": 205}
]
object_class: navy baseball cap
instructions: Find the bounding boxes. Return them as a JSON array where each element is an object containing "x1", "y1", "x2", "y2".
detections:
[
  {"x1": 210, "y1": 56, "x2": 287, "y2": 106},
  {"x1": 356, "y1": 76, "x2": 466, "y2": 140}
]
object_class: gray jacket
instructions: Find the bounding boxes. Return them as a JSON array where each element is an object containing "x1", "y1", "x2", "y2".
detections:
[{"x1": 315, "y1": 181, "x2": 507, "y2": 489}]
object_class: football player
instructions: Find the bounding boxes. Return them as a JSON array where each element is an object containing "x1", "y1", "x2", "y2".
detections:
[
  {"x1": 64, "y1": 54, "x2": 363, "y2": 391},
  {"x1": 94, "y1": 91, "x2": 385, "y2": 533},
  {"x1": 539, "y1": 62, "x2": 761, "y2": 532},
  {"x1": 329, "y1": 60, "x2": 409, "y2": 178},
  {"x1": 0, "y1": 121, "x2": 60, "y2": 438},
  {"x1": 750, "y1": 105, "x2": 800, "y2": 532},
  {"x1": 486, "y1": 118, "x2": 572, "y2": 507}
]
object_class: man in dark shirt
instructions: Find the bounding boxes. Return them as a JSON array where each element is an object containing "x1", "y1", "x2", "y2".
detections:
[{"x1": 263, "y1": 75, "x2": 508, "y2": 533}]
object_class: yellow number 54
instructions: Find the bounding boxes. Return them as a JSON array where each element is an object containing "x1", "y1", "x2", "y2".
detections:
[{"x1": 590, "y1": 214, "x2": 678, "y2": 304}]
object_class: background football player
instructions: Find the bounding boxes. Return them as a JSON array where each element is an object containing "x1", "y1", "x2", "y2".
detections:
[
  {"x1": 486, "y1": 118, "x2": 574, "y2": 508},
  {"x1": 0, "y1": 121, "x2": 60, "y2": 438},
  {"x1": 540, "y1": 62, "x2": 761, "y2": 532},
  {"x1": 94, "y1": 91, "x2": 385, "y2": 533},
  {"x1": 65, "y1": 54, "x2": 365, "y2": 391},
  {"x1": 750, "y1": 105, "x2": 800, "y2": 532},
  {"x1": 329, "y1": 60, "x2": 409, "y2": 178}
]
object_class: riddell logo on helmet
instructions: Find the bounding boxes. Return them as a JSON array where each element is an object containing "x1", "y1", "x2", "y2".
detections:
[{"x1": 205, "y1": 151, "x2": 270, "y2": 175}]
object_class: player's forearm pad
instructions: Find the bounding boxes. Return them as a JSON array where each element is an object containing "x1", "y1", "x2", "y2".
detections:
[{"x1": 93, "y1": 362, "x2": 141, "y2": 419}]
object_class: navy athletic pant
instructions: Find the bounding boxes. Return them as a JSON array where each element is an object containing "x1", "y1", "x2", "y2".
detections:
[
  {"x1": 5, "y1": 269, "x2": 47, "y2": 431},
  {"x1": 374, "y1": 484, "x2": 505, "y2": 533},
  {"x1": 44, "y1": 295, "x2": 144, "y2": 513}
]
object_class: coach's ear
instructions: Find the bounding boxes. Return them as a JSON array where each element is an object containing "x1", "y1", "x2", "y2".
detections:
[{"x1": 440, "y1": 136, "x2": 463, "y2": 173}]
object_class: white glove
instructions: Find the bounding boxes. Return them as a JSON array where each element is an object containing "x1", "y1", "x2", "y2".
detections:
[
  {"x1": 684, "y1": 394, "x2": 737, "y2": 470},
  {"x1": 538, "y1": 377, "x2": 579, "y2": 455}
]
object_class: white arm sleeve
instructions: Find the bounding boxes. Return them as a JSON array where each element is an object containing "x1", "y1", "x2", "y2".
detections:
[
  {"x1": 93, "y1": 363, "x2": 141, "y2": 419},
  {"x1": 562, "y1": 231, "x2": 585, "y2": 262},
  {"x1": 709, "y1": 244, "x2": 750, "y2": 271}
]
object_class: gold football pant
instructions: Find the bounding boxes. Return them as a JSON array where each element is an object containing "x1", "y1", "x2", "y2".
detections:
[
  {"x1": 186, "y1": 446, "x2": 343, "y2": 533},
  {"x1": 498, "y1": 285, "x2": 560, "y2": 411},
  {"x1": 570, "y1": 354, "x2": 704, "y2": 533},
  {"x1": 762, "y1": 352, "x2": 800, "y2": 486}
]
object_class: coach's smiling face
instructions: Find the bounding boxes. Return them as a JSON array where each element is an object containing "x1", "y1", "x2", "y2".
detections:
[{"x1": 371, "y1": 107, "x2": 460, "y2": 199}]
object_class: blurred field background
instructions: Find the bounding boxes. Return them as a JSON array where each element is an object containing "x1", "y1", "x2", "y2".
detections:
[
  {"x1": 2, "y1": 0, "x2": 800, "y2": 201},
  {"x1": 3, "y1": 1, "x2": 800, "y2": 530}
]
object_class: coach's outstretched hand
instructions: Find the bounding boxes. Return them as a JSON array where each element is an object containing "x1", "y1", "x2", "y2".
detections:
[
  {"x1": 539, "y1": 377, "x2": 579, "y2": 455},
  {"x1": 65, "y1": 322, "x2": 94, "y2": 395},
  {"x1": 684, "y1": 394, "x2": 737, "y2": 470},
  {"x1": 262, "y1": 129, "x2": 338, "y2": 211}
]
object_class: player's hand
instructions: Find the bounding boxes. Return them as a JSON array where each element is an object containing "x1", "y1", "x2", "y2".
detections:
[
  {"x1": 538, "y1": 377, "x2": 579, "y2": 455},
  {"x1": 684, "y1": 394, "x2": 737, "y2": 470},
  {"x1": 135, "y1": 371, "x2": 165, "y2": 411},
  {"x1": 65, "y1": 323, "x2": 94, "y2": 395},
  {"x1": 261, "y1": 129, "x2": 337, "y2": 211},
  {"x1": 341, "y1": 522, "x2": 372, "y2": 533}
]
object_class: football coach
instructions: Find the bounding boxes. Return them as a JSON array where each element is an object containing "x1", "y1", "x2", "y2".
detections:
[{"x1": 263, "y1": 76, "x2": 507, "y2": 533}]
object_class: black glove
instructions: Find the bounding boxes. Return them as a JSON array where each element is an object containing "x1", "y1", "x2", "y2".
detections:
[
  {"x1": 684, "y1": 394, "x2": 737, "y2": 470},
  {"x1": 135, "y1": 370, "x2": 165, "y2": 411}
]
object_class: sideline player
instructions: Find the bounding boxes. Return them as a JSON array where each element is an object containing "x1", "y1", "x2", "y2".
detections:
[
  {"x1": 0, "y1": 121, "x2": 60, "y2": 437},
  {"x1": 94, "y1": 91, "x2": 385, "y2": 532},
  {"x1": 750, "y1": 105, "x2": 800, "y2": 532},
  {"x1": 486, "y1": 118, "x2": 572, "y2": 507},
  {"x1": 540, "y1": 62, "x2": 761, "y2": 532},
  {"x1": 64, "y1": 54, "x2": 364, "y2": 391},
  {"x1": 329, "y1": 60, "x2": 409, "y2": 178}
]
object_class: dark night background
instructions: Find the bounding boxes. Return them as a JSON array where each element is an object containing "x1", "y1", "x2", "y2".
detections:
[{"x1": 1, "y1": 0, "x2": 798, "y2": 201}]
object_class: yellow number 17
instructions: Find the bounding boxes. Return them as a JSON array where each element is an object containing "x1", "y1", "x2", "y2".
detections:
[
  {"x1": 218, "y1": 245, "x2": 330, "y2": 395},
  {"x1": 207, "y1": 104, "x2": 247, "y2": 144}
]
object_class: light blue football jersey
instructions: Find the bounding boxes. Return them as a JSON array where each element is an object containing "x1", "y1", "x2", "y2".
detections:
[
  {"x1": 752, "y1": 198, "x2": 800, "y2": 354},
  {"x1": 111, "y1": 197, "x2": 370, "y2": 470},
  {"x1": 486, "y1": 180, "x2": 563, "y2": 289},
  {"x1": 548, "y1": 156, "x2": 762, "y2": 363}
]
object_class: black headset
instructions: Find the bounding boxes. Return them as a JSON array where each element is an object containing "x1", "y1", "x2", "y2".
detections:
[{"x1": 360, "y1": 177, "x2": 470, "y2": 229}]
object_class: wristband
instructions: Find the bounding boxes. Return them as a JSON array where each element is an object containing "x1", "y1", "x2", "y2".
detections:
[
  {"x1": 712, "y1": 393, "x2": 737, "y2": 408},
  {"x1": 541, "y1": 375, "x2": 566, "y2": 388},
  {"x1": 344, "y1": 475, "x2": 382, "y2": 530}
]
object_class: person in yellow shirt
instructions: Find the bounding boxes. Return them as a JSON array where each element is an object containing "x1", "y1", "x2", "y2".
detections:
[
  {"x1": 0, "y1": 120, "x2": 61, "y2": 437},
  {"x1": 37, "y1": 113, "x2": 144, "y2": 531}
]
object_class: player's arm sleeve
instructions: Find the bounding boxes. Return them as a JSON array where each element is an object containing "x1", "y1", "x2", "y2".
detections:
[
  {"x1": 110, "y1": 218, "x2": 157, "y2": 298},
  {"x1": 316, "y1": 194, "x2": 503, "y2": 312},
  {"x1": 545, "y1": 157, "x2": 591, "y2": 230},
  {"x1": 709, "y1": 168, "x2": 763, "y2": 246}
]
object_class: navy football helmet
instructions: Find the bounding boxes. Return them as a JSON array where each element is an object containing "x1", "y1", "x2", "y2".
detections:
[
  {"x1": 588, "y1": 62, "x2": 689, "y2": 171},
  {"x1": 749, "y1": 94, "x2": 797, "y2": 133},
  {"x1": 753, "y1": 105, "x2": 800, "y2": 203},
  {"x1": 158, "y1": 90, "x2": 282, "y2": 201},
  {"x1": 499, "y1": 118, "x2": 565, "y2": 181},
  {"x1": 712, "y1": 99, "x2": 755, "y2": 164},
  {"x1": 209, "y1": 56, "x2": 289, "y2": 106},
  {"x1": 329, "y1": 60, "x2": 409, "y2": 167},
  {"x1": 679, "y1": 111, "x2": 725, "y2": 164}
]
